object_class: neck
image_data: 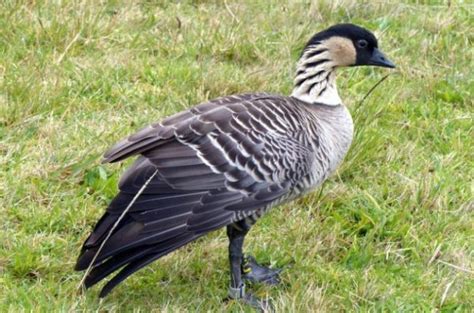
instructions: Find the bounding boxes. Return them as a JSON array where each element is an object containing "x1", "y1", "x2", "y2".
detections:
[{"x1": 290, "y1": 45, "x2": 341, "y2": 106}]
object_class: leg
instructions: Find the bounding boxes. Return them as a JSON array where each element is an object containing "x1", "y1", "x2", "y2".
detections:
[
  {"x1": 227, "y1": 220, "x2": 248, "y2": 294},
  {"x1": 226, "y1": 220, "x2": 272, "y2": 311}
]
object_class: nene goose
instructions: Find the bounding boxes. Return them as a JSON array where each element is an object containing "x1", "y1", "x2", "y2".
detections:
[{"x1": 76, "y1": 23, "x2": 395, "y2": 309}]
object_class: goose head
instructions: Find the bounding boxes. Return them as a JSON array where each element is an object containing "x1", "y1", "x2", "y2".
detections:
[{"x1": 291, "y1": 23, "x2": 395, "y2": 105}]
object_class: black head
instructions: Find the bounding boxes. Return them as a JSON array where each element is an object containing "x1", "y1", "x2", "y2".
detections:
[{"x1": 303, "y1": 23, "x2": 395, "y2": 68}]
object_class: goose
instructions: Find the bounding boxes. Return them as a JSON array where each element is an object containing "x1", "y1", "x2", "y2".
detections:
[{"x1": 75, "y1": 23, "x2": 395, "y2": 309}]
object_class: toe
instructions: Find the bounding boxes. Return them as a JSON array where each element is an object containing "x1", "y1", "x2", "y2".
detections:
[
  {"x1": 242, "y1": 255, "x2": 282, "y2": 285},
  {"x1": 243, "y1": 293, "x2": 274, "y2": 312}
]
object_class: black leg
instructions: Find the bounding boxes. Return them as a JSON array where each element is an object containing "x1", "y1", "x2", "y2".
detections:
[
  {"x1": 226, "y1": 220, "x2": 250, "y2": 292},
  {"x1": 226, "y1": 219, "x2": 273, "y2": 311}
]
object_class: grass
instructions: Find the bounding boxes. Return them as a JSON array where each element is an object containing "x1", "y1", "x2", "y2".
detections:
[{"x1": 1, "y1": 1, "x2": 472, "y2": 312}]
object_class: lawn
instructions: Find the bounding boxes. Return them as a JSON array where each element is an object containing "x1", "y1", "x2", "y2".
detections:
[{"x1": 1, "y1": 1, "x2": 472, "y2": 312}]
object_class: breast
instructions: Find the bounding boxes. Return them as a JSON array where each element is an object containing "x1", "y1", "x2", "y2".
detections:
[
  {"x1": 305, "y1": 104, "x2": 354, "y2": 189},
  {"x1": 325, "y1": 105, "x2": 354, "y2": 171}
]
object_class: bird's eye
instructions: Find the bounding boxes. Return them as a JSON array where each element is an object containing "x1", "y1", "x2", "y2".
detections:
[{"x1": 357, "y1": 39, "x2": 368, "y2": 48}]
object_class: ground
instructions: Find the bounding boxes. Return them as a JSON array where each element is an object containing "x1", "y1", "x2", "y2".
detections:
[{"x1": 0, "y1": 1, "x2": 473, "y2": 312}]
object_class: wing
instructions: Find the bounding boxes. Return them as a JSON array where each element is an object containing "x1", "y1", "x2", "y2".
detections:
[{"x1": 76, "y1": 93, "x2": 316, "y2": 296}]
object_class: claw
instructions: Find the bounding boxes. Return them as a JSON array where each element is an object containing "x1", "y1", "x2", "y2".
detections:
[
  {"x1": 242, "y1": 256, "x2": 282, "y2": 285},
  {"x1": 228, "y1": 284, "x2": 274, "y2": 312},
  {"x1": 241, "y1": 293, "x2": 273, "y2": 312}
]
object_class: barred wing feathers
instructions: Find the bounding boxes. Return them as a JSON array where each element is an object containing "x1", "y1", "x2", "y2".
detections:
[{"x1": 76, "y1": 93, "x2": 316, "y2": 296}]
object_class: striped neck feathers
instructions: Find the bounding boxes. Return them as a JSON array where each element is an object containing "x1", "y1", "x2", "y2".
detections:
[{"x1": 291, "y1": 37, "x2": 356, "y2": 106}]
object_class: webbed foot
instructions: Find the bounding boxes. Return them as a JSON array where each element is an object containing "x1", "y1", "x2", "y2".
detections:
[{"x1": 242, "y1": 255, "x2": 282, "y2": 285}]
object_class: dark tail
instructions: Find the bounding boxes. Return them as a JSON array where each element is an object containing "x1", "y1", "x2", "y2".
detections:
[{"x1": 75, "y1": 209, "x2": 199, "y2": 296}]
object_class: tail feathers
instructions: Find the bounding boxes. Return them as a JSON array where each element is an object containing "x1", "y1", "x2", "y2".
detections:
[
  {"x1": 83, "y1": 245, "x2": 155, "y2": 288},
  {"x1": 98, "y1": 233, "x2": 197, "y2": 297},
  {"x1": 82, "y1": 213, "x2": 116, "y2": 248},
  {"x1": 75, "y1": 220, "x2": 143, "y2": 271}
]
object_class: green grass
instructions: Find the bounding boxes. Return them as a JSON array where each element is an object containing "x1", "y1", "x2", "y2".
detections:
[{"x1": 1, "y1": 1, "x2": 473, "y2": 312}]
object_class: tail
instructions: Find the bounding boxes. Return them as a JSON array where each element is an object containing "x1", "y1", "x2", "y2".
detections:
[{"x1": 75, "y1": 210, "x2": 199, "y2": 297}]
